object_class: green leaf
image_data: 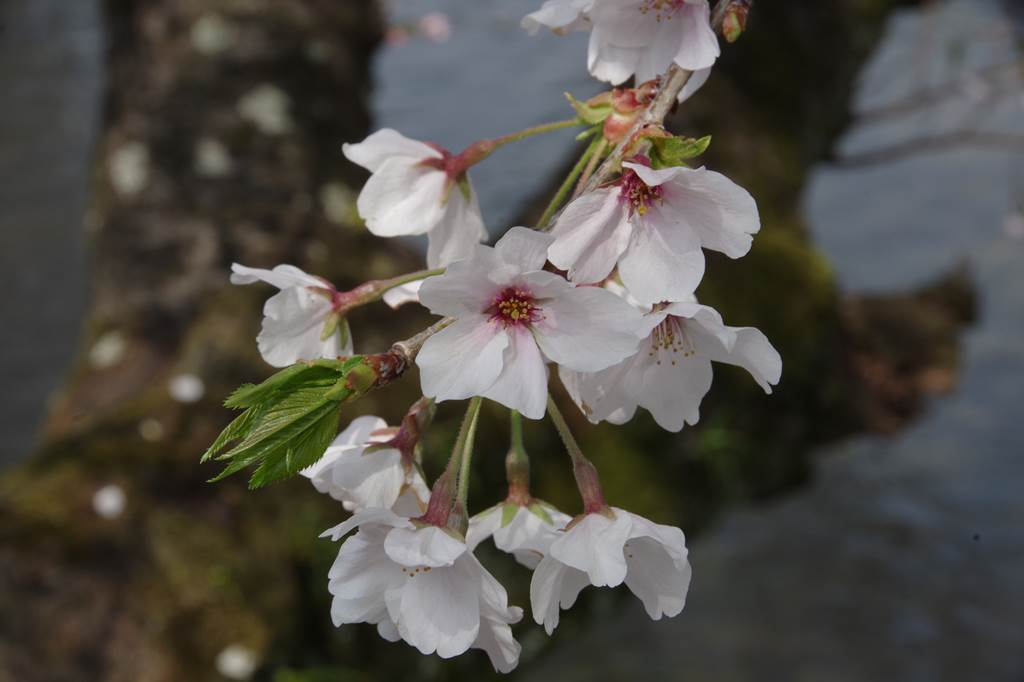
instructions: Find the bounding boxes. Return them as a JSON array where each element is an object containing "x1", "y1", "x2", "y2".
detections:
[
  {"x1": 649, "y1": 135, "x2": 711, "y2": 169},
  {"x1": 565, "y1": 92, "x2": 611, "y2": 125},
  {"x1": 204, "y1": 356, "x2": 383, "y2": 487}
]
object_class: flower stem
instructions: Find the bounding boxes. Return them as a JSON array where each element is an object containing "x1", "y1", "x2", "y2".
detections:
[
  {"x1": 454, "y1": 397, "x2": 483, "y2": 526},
  {"x1": 506, "y1": 410, "x2": 531, "y2": 504},
  {"x1": 537, "y1": 133, "x2": 603, "y2": 229},
  {"x1": 490, "y1": 118, "x2": 584, "y2": 148},
  {"x1": 369, "y1": 267, "x2": 445, "y2": 302},
  {"x1": 546, "y1": 395, "x2": 609, "y2": 515},
  {"x1": 573, "y1": 137, "x2": 608, "y2": 199}
]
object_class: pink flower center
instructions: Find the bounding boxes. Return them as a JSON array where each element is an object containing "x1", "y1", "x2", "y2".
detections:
[
  {"x1": 648, "y1": 316, "x2": 696, "y2": 365},
  {"x1": 489, "y1": 287, "x2": 540, "y2": 327},
  {"x1": 638, "y1": 0, "x2": 686, "y2": 21},
  {"x1": 619, "y1": 168, "x2": 664, "y2": 218}
]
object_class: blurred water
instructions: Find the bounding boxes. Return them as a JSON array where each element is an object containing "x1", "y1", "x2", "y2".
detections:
[
  {"x1": 0, "y1": 0, "x2": 101, "y2": 464},
  {"x1": 531, "y1": 2, "x2": 1024, "y2": 679}
]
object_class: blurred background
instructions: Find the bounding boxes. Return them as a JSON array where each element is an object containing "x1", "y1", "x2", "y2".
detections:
[{"x1": 1, "y1": 0, "x2": 1022, "y2": 680}]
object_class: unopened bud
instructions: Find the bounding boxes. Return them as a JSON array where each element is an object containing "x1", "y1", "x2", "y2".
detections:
[{"x1": 722, "y1": 1, "x2": 751, "y2": 43}]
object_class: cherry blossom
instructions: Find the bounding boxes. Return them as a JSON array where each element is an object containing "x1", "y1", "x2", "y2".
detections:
[
  {"x1": 343, "y1": 129, "x2": 487, "y2": 268},
  {"x1": 523, "y1": 0, "x2": 719, "y2": 93},
  {"x1": 561, "y1": 299, "x2": 781, "y2": 432},
  {"x1": 230, "y1": 263, "x2": 351, "y2": 367},
  {"x1": 530, "y1": 507, "x2": 691, "y2": 634},
  {"x1": 301, "y1": 416, "x2": 429, "y2": 516},
  {"x1": 415, "y1": 227, "x2": 644, "y2": 419},
  {"x1": 547, "y1": 159, "x2": 759, "y2": 305},
  {"x1": 467, "y1": 500, "x2": 571, "y2": 569},
  {"x1": 322, "y1": 509, "x2": 523, "y2": 673}
]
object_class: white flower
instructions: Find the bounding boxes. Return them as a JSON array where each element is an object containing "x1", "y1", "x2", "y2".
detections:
[
  {"x1": 589, "y1": 0, "x2": 719, "y2": 85},
  {"x1": 530, "y1": 507, "x2": 691, "y2": 634},
  {"x1": 231, "y1": 263, "x2": 351, "y2": 367},
  {"x1": 467, "y1": 501, "x2": 572, "y2": 569},
  {"x1": 523, "y1": 0, "x2": 719, "y2": 89},
  {"x1": 343, "y1": 129, "x2": 487, "y2": 268},
  {"x1": 561, "y1": 300, "x2": 781, "y2": 432},
  {"x1": 415, "y1": 227, "x2": 644, "y2": 419},
  {"x1": 522, "y1": 0, "x2": 593, "y2": 35},
  {"x1": 548, "y1": 160, "x2": 759, "y2": 305},
  {"x1": 302, "y1": 416, "x2": 429, "y2": 516},
  {"x1": 322, "y1": 509, "x2": 523, "y2": 673}
]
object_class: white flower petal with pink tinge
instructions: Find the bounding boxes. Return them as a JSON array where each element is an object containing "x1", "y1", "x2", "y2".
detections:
[
  {"x1": 416, "y1": 227, "x2": 643, "y2": 418},
  {"x1": 323, "y1": 511, "x2": 523, "y2": 672},
  {"x1": 231, "y1": 262, "x2": 350, "y2": 367},
  {"x1": 344, "y1": 128, "x2": 487, "y2": 267},
  {"x1": 530, "y1": 507, "x2": 691, "y2": 634},
  {"x1": 562, "y1": 301, "x2": 781, "y2": 432}
]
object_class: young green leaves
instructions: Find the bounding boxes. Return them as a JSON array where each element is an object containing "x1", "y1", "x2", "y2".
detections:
[
  {"x1": 202, "y1": 354, "x2": 406, "y2": 488},
  {"x1": 649, "y1": 134, "x2": 711, "y2": 169}
]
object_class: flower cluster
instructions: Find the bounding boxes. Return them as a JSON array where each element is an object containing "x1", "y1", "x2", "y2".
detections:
[{"x1": 212, "y1": 0, "x2": 778, "y2": 673}]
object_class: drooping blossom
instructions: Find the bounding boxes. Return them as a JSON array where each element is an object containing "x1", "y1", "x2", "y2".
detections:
[
  {"x1": 231, "y1": 263, "x2": 351, "y2": 367},
  {"x1": 301, "y1": 416, "x2": 429, "y2": 516},
  {"x1": 530, "y1": 507, "x2": 691, "y2": 633},
  {"x1": 468, "y1": 500, "x2": 571, "y2": 569},
  {"x1": 343, "y1": 129, "x2": 487, "y2": 268},
  {"x1": 415, "y1": 227, "x2": 644, "y2": 419},
  {"x1": 547, "y1": 160, "x2": 759, "y2": 305},
  {"x1": 561, "y1": 299, "x2": 781, "y2": 432},
  {"x1": 322, "y1": 509, "x2": 523, "y2": 673},
  {"x1": 523, "y1": 0, "x2": 719, "y2": 95}
]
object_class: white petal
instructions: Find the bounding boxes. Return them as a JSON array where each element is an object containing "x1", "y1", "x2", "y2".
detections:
[
  {"x1": 587, "y1": 29, "x2": 640, "y2": 85},
  {"x1": 548, "y1": 189, "x2": 632, "y2": 285},
  {"x1": 474, "y1": 560, "x2": 523, "y2": 672},
  {"x1": 384, "y1": 525, "x2": 467, "y2": 568},
  {"x1": 230, "y1": 263, "x2": 325, "y2": 290},
  {"x1": 533, "y1": 286, "x2": 643, "y2": 372},
  {"x1": 466, "y1": 505, "x2": 503, "y2": 551},
  {"x1": 673, "y1": 1, "x2": 720, "y2": 71},
  {"x1": 330, "y1": 448, "x2": 406, "y2": 511},
  {"x1": 494, "y1": 226, "x2": 554, "y2": 272},
  {"x1": 342, "y1": 128, "x2": 440, "y2": 172},
  {"x1": 382, "y1": 280, "x2": 423, "y2": 310},
  {"x1": 558, "y1": 360, "x2": 638, "y2": 426},
  {"x1": 678, "y1": 66, "x2": 711, "y2": 103},
  {"x1": 636, "y1": 342, "x2": 713, "y2": 432},
  {"x1": 623, "y1": 537, "x2": 692, "y2": 620},
  {"x1": 622, "y1": 511, "x2": 691, "y2": 619},
  {"x1": 426, "y1": 181, "x2": 488, "y2": 268},
  {"x1": 522, "y1": 0, "x2": 592, "y2": 34},
  {"x1": 417, "y1": 316, "x2": 509, "y2": 403},
  {"x1": 417, "y1": 252, "x2": 503, "y2": 317},
  {"x1": 618, "y1": 213, "x2": 705, "y2": 305},
  {"x1": 474, "y1": 611, "x2": 522, "y2": 673},
  {"x1": 376, "y1": 617, "x2": 402, "y2": 642},
  {"x1": 357, "y1": 158, "x2": 448, "y2": 237},
  {"x1": 390, "y1": 479, "x2": 429, "y2": 518},
  {"x1": 483, "y1": 326, "x2": 550, "y2": 420},
  {"x1": 494, "y1": 505, "x2": 569, "y2": 560},
  {"x1": 704, "y1": 325, "x2": 782, "y2": 392},
  {"x1": 327, "y1": 525, "x2": 403, "y2": 622},
  {"x1": 530, "y1": 555, "x2": 591, "y2": 635},
  {"x1": 257, "y1": 288, "x2": 345, "y2": 367},
  {"x1": 549, "y1": 511, "x2": 632, "y2": 587},
  {"x1": 662, "y1": 167, "x2": 760, "y2": 258},
  {"x1": 320, "y1": 507, "x2": 409, "y2": 542},
  {"x1": 301, "y1": 415, "x2": 387, "y2": 494},
  {"x1": 395, "y1": 555, "x2": 481, "y2": 658}
]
